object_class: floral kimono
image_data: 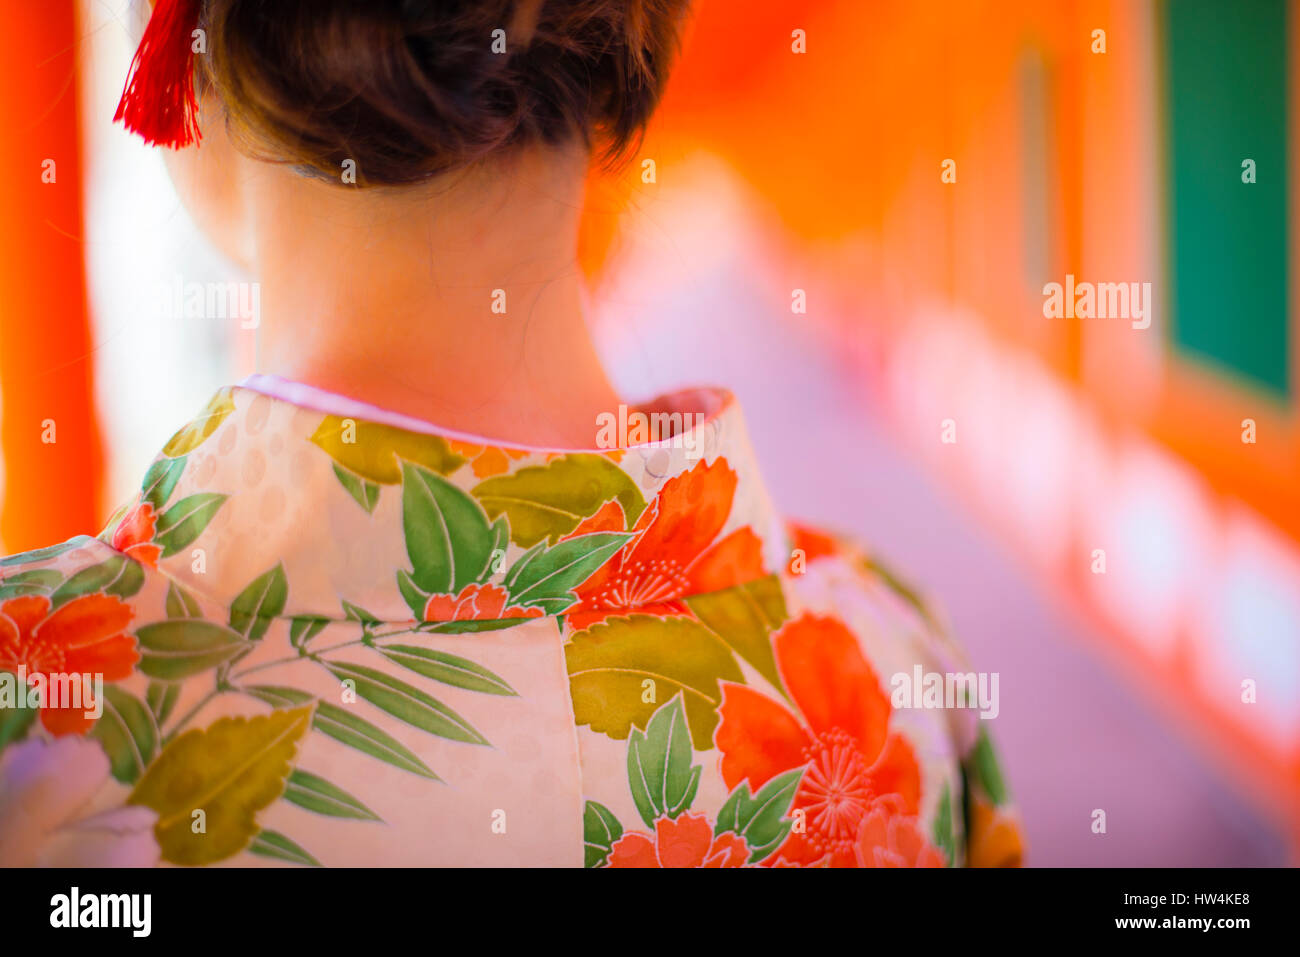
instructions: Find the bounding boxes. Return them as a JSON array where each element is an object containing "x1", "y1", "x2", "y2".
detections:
[{"x1": 0, "y1": 381, "x2": 1023, "y2": 867}]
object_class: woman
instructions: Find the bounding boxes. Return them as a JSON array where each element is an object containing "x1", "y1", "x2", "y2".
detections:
[{"x1": 0, "y1": 0, "x2": 1021, "y2": 867}]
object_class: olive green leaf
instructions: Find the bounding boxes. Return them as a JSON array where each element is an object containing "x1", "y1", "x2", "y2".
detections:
[
  {"x1": 565, "y1": 614, "x2": 743, "y2": 750},
  {"x1": 161, "y1": 389, "x2": 236, "y2": 457},
  {"x1": 135, "y1": 619, "x2": 247, "y2": 680},
  {"x1": 684, "y1": 575, "x2": 788, "y2": 694},
  {"x1": 583, "y1": 800, "x2": 624, "y2": 868},
  {"x1": 90, "y1": 686, "x2": 159, "y2": 784},
  {"x1": 714, "y1": 767, "x2": 803, "y2": 863},
  {"x1": 310, "y1": 415, "x2": 464, "y2": 484},
  {"x1": 229, "y1": 563, "x2": 288, "y2": 641},
  {"x1": 472, "y1": 454, "x2": 646, "y2": 548},
  {"x1": 128, "y1": 705, "x2": 313, "y2": 866},
  {"x1": 626, "y1": 696, "x2": 702, "y2": 828},
  {"x1": 97, "y1": 505, "x2": 128, "y2": 546}
]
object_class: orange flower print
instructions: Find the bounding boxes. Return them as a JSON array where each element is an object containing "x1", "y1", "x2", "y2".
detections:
[
  {"x1": 447, "y1": 441, "x2": 530, "y2": 479},
  {"x1": 855, "y1": 794, "x2": 946, "y2": 867},
  {"x1": 421, "y1": 583, "x2": 543, "y2": 623},
  {"x1": 566, "y1": 458, "x2": 764, "y2": 629},
  {"x1": 0, "y1": 594, "x2": 140, "y2": 736},
  {"x1": 714, "y1": 613, "x2": 922, "y2": 867},
  {"x1": 110, "y1": 500, "x2": 162, "y2": 568},
  {"x1": 606, "y1": 813, "x2": 749, "y2": 868},
  {"x1": 789, "y1": 522, "x2": 839, "y2": 567}
]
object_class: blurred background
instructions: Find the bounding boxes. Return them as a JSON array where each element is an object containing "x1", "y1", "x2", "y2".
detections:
[{"x1": 0, "y1": 0, "x2": 1296, "y2": 864}]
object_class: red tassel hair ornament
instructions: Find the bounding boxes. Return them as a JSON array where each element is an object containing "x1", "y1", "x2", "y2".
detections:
[{"x1": 113, "y1": 0, "x2": 204, "y2": 148}]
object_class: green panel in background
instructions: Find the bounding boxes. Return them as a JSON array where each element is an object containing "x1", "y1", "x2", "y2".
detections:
[{"x1": 1162, "y1": 0, "x2": 1291, "y2": 397}]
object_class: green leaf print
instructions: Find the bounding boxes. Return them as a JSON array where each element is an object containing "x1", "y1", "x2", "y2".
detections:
[
  {"x1": 714, "y1": 767, "x2": 804, "y2": 864},
  {"x1": 933, "y1": 780, "x2": 957, "y2": 867},
  {"x1": 0, "y1": 705, "x2": 36, "y2": 750},
  {"x1": 141, "y1": 455, "x2": 186, "y2": 510},
  {"x1": 284, "y1": 769, "x2": 381, "y2": 821},
  {"x1": 584, "y1": 800, "x2": 624, "y2": 868},
  {"x1": 164, "y1": 580, "x2": 203, "y2": 618},
  {"x1": 244, "y1": 685, "x2": 441, "y2": 781},
  {"x1": 626, "y1": 696, "x2": 702, "y2": 828},
  {"x1": 146, "y1": 681, "x2": 181, "y2": 725},
  {"x1": 401, "y1": 462, "x2": 496, "y2": 594},
  {"x1": 249, "y1": 829, "x2": 321, "y2": 867},
  {"x1": 502, "y1": 531, "x2": 631, "y2": 614},
  {"x1": 332, "y1": 463, "x2": 382, "y2": 514},
  {"x1": 48, "y1": 555, "x2": 145, "y2": 608},
  {"x1": 0, "y1": 536, "x2": 94, "y2": 567},
  {"x1": 229, "y1": 563, "x2": 288, "y2": 641},
  {"x1": 969, "y1": 726, "x2": 1010, "y2": 806},
  {"x1": 288, "y1": 615, "x2": 331, "y2": 648},
  {"x1": 135, "y1": 619, "x2": 247, "y2": 680},
  {"x1": 379, "y1": 645, "x2": 517, "y2": 696},
  {"x1": 154, "y1": 492, "x2": 227, "y2": 557},
  {"x1": 323, "y1": 660, "x2": 489, "y2": 746},
  {"x1": 89, "y1": 686, "x2": 160, "y2": 785}
]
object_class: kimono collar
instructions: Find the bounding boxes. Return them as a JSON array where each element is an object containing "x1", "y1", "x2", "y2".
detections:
[{"x1": 103, "y1": 384, "x2": 791, "y2": 629}]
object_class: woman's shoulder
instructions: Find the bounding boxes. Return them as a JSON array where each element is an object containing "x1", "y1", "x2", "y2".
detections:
[
  {"x1": 769, "y1": 519, "x2": 1025, "y2": 867},
  {"x1": 0, "y1": 533, "x2": 156, "y2": 613}
]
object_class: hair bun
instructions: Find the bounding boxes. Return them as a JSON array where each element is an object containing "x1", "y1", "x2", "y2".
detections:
[{"x1": 199, "y1": 0, "x2": 691, "y2": 185}]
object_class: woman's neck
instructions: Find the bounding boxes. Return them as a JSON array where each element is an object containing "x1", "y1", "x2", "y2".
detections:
[{"x1": 244, "y1": 145, "x2": 620, "y2": 448}]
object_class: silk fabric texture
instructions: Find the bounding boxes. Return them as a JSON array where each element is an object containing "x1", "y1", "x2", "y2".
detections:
[{"x1": 0, "y1": 383, "x2": 1023, "y2": 867}]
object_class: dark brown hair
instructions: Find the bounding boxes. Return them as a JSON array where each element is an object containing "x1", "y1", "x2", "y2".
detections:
[{"x1": 196, "y1": 0, "x2": 691, "y2": 186}]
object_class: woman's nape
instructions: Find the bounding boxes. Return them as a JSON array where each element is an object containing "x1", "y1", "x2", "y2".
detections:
[{"x1": 163, "y1": 95, "x2": 621, "y2": 449}]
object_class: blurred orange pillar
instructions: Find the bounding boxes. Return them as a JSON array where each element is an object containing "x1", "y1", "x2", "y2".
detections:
[{"x1": 0, "y1": 2, "x2": 102, "y2": 553}]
